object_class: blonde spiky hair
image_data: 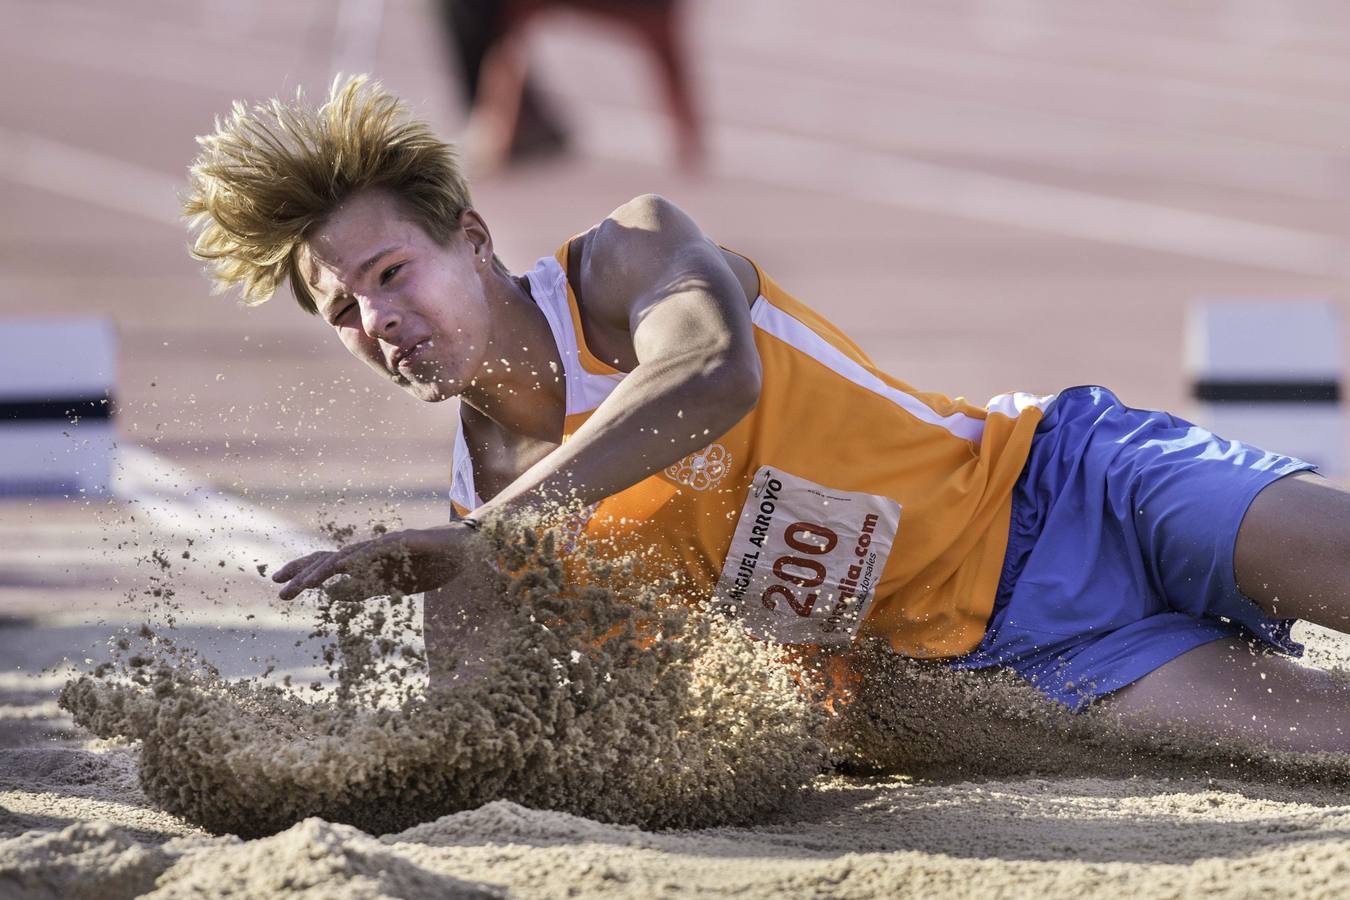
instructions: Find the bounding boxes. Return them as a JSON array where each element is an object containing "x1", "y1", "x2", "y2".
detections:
[{"x1": 184, "y1": 75, "x2": 472, "y2": 314}]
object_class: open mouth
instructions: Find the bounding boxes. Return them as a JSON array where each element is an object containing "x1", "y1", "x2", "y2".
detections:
[{"x1": 392, "y1": 339, "x2": 430, "y2": 371}]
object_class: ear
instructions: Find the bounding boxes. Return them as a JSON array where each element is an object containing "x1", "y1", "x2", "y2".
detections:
[{"x1": 458, "y1": 208, "x2": 493, "y2": 266}]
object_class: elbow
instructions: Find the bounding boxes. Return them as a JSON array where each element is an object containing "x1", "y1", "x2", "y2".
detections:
[{"x1": 710, "y1": 349, "x2": 762, "y2": 421}]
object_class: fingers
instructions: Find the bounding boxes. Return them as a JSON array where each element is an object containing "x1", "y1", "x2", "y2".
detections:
[
  {"x1": 272, "y1": 551, "x2": 330, "y2": 585},
  {"x1": 276, "y1": 547, "x2": 362, "y2": 601},
  {"x1": 273, "y1": 535, "x2": 414, "y2": 601}
]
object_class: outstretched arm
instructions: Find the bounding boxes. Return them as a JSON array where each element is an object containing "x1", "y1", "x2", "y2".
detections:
[
  {"x1": 474, "y1": 193, "x2": 762, "y2": 523},
  {"x1": 274, "y1": 194, "x2": 760, "y2": 600}
]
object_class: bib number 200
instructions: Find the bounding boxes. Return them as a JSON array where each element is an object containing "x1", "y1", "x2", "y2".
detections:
[
  {"x1": 760, "y1": 521, "x2": 839, "y2": 617},
  {"x1": 714, "y1": 465, "x2": 899, "y2": 645}
]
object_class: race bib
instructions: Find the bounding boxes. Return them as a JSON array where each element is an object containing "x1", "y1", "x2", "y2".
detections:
[{"x1": 713, "y1": 466, "x2": 901, "y2": 644}]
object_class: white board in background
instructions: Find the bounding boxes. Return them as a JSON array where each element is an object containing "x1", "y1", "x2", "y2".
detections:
[
  {"x1": 0, "y1": 317, "x2": 116, "y2": 496},
  {"x1": 1187, "y1": 300, "x2": 1345, "y2": 476}
]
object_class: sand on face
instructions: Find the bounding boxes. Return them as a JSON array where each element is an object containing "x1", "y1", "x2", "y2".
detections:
[{"x1": 8, "y1": 529, "x2": 1350, "y2": 898}]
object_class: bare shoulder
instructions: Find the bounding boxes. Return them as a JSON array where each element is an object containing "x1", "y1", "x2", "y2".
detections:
[
  {"x1": 602, "y1": 193, "x2": 699, "y2": 233},
  {"x1": 577, "y1": 195, "x2": 709, "y2": 316}
]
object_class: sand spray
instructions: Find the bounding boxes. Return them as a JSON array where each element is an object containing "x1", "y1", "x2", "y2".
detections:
[
  {"x1": 55, "y1": 515, "x2": 1350, "y2": 839},
  {"x1": 59, "y1": 521, "x2": 826, "y2": 836}
]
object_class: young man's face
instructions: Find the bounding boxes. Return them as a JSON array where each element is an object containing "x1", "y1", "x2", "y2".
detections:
[{"x1": 296, "y1": 189, "x2": 493, "y2": 402}]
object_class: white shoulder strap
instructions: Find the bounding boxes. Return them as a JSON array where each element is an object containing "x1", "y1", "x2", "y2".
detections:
[{"x1": 449, "y1": 253, "x2": 628, "y2": 513}]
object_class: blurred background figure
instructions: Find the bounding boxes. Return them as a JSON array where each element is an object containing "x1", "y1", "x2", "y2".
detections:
[
  {"x1": 434, "y1": 0, "x2": 570, "y2": 165},
  {"x1": 435, "y1": 0, "x2": 704, "y2": 170}
]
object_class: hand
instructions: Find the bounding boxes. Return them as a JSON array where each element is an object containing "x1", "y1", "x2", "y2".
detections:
[{"x1": 272, "y1": 524, "x2": 475, "y2": 602}]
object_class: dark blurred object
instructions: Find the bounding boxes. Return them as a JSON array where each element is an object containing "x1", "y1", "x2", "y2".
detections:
[
  {"x1": 436, "y1": 0, "x2": 703, "y2": 170},
  {"x1": 435, "y1": 0, "x2": 570, "y2": 163}
]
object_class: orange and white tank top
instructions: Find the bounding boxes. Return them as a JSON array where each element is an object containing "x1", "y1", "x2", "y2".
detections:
[{"x1": 452, "y1": 244, "x2": 1054, "y2": 659}]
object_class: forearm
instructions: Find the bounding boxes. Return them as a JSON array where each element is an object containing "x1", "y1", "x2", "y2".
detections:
[{"x1": 473, "y1": 350, "x2": 757, "y2": 522}]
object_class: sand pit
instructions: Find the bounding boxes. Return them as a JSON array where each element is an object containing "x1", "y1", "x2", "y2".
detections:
[
  {"x1": 11, "y1": 753, "x2": 1350, "y2": 898},
  {"x1": 8, "y1": 527, "x2": 1350, "y2": 898}
]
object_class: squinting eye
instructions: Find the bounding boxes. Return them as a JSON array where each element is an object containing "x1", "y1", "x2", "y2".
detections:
[{"x1": 379, "y1": 263, "x2": 404, "y2": 286}]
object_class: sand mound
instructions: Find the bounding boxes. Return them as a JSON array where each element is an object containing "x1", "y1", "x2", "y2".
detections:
[
  {"x1": 146, "y1": 818, "x2": 501, "y2": 899},
  {"x1": 0, "y1": 821, "x2": 172, "y2": 900},
  {"x1": 0, "y1": 748, "x2": 139, "y2": 794},
  {"x1": 58, "y1": 528, "x2": 826, "y2": 837},
  {"x1": 390, "y1": 798, "x2": 654, "y2": 849},
  {"x1": 12, "y1": 771, "x2": 1350, "y2": 900},
  {"x1": 0, "y1": 817, "x2": 501, "y2": 900}
]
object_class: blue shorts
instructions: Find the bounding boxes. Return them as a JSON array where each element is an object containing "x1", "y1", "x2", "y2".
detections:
[{"x1": 951, "y1": 386, "x2": 1316, "y2": 710}]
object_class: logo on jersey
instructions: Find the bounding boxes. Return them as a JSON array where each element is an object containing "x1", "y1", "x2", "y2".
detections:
[
  {"x1": 665, "y1": 443, "x2": 732, "y2": 491},
  {"x1": 558, "y1": 502, "x2": 598, "y2": 552}
]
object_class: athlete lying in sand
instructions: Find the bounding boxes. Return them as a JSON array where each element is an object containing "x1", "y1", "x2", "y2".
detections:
[{"x1": 186, "y1": 75, "x2": 1350, "y2": 755}]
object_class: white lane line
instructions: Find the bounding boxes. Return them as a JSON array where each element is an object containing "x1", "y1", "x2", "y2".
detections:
[
  {"x1": 570, "y1": 102, "x2": 1350, "y2": 279},
  {"x1": 3, "y1": 106, "x2": 1344, "y2": 283},
  {"x1": 536, "y1": 24, "x2": 1350, "y2": 204},
  {"x1": 0, "y1": 701, "x2": 64, "y2": 720},
  {"x1": 695, "y1": 53, "x2": 1345, "y2": 200},
  {"x1": 0, "y1": 128, "x2": 326, "y2": 565},
  {"x1": 0, "y1": 126, "x2": 181, "y2": 228},
  {"x1": 0, "y1": 672, "x2": 72, "y2": 691},
  {"x1": 114, "y1": 447, "x2": 325, "y2": 569},
  {"x1": 2, "y1": 95, "x2": 1346, "y2": 284},
  {"x1": 2, "y1": 98, "x2": 1346, "y2": 285},
  {"x1": 714, "y1": 9, "x2": 1350, "y2": 126}
]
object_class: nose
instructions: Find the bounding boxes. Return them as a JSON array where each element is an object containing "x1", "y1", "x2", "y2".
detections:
[{"x1": 359, "y1": 295, "x2": 400, "y2": 340}]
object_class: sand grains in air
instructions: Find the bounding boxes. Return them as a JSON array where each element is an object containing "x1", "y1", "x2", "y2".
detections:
[
  {"x1": 11, "y1": 522, "x2": 1350, "y2": 898},
  {"x1": 57, "y1": 524, "x2": 826, "y2": 837}
]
